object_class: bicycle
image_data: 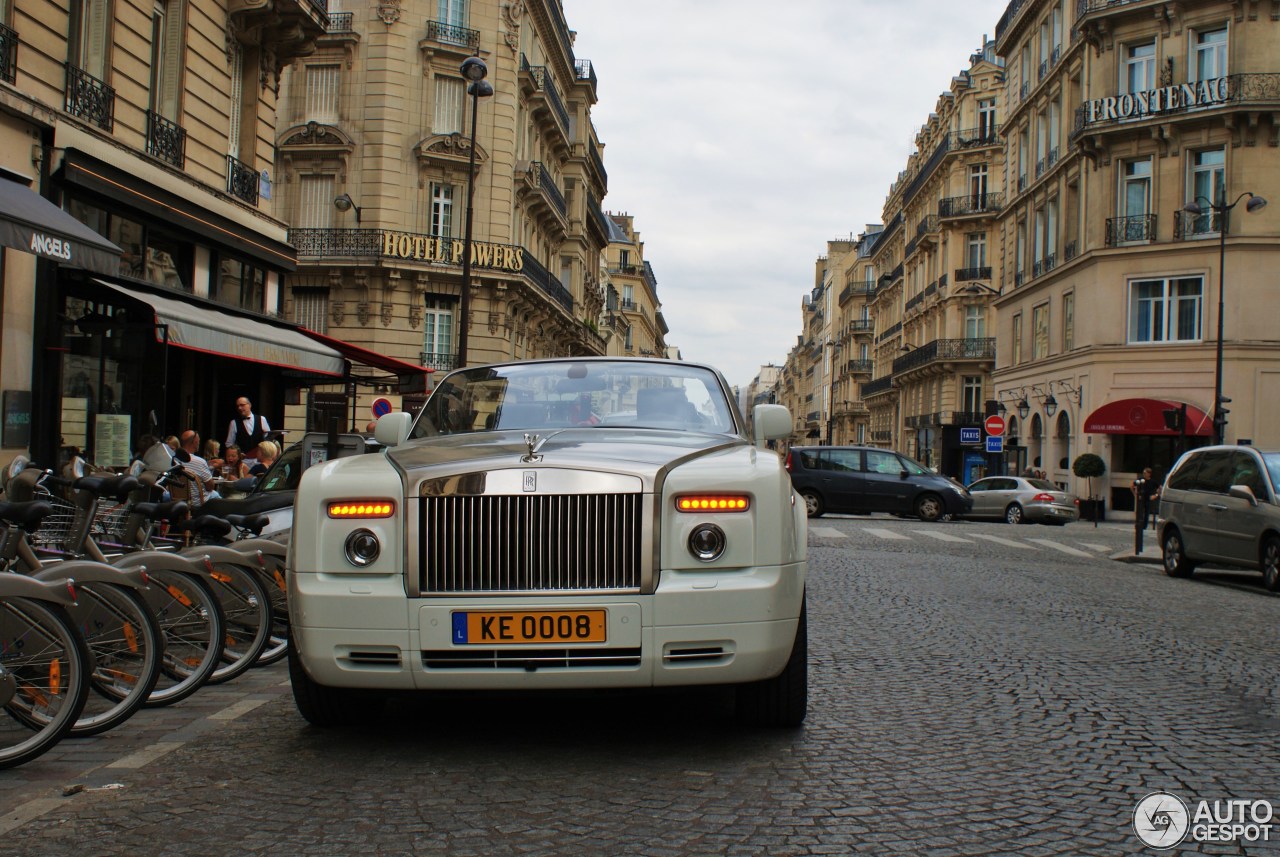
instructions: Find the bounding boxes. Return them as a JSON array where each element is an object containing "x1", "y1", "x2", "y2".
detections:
[{"x1": 0, "y1": 573, "x2": 92, "y2": 769}]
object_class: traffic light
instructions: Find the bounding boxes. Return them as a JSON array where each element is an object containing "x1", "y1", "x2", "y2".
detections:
[{"x1": 1214, "y1": 395, "x2": 1231, "y2": 443}]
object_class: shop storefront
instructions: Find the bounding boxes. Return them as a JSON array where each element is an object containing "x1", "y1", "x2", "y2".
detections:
[{"x1": 1083, "y1": 397, "x2": 1212, "y2": 512}]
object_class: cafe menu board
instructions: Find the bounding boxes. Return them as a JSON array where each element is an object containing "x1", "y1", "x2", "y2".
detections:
[
  {"x1": 95, "y1": 414, "x2": 132, "y2": 469},
  {"x1": 2, "y1": 390, "x2": 31, "y2": 449}
]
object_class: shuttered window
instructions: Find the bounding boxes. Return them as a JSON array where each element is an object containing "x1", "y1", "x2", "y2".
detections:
[
  {"x1": 298, "y1": 175, "x2": 335, "y2": 228},
  {"x1": 433, "y1": 77, "x2": 464, "y2": 134},
  {"x1": 305, "y1": 64, "x2": 340, "y2": 123},
  {"x1": 148, "y1": 0, "x2": 184, "y2": 119},
  {"x1": 227, "y1": 43, "x2": 243, "y2": 158},
  {"x1": 294, "y1": 289, "x2": 329, "y2": 334}
]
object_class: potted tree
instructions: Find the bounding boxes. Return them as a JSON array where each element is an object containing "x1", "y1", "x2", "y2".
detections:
[{"x1": 1072, "y1": 453, "x2": 1107, "y2": 525}]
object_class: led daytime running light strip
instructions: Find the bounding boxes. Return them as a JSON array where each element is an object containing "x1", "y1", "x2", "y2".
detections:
[
  {"x1": 327, "y1": 500, "x2": 396, "y2": 518},
  {"x1": 675, "y1": 495, "x2": 750, "y2": 512}
]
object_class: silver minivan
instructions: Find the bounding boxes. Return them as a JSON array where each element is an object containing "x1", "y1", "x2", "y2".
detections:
[{"x1": 1158, "y1": 445, "x2": 1280, "y2": 591}]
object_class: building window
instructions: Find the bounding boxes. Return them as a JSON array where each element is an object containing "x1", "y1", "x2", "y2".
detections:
[
  {"x1": 1128, "y1": 276, "x2": 1203, "y2": 343},
  {"x1": 148, "y1": 0, "x2": 183, "y2": 120},
  {"x1": 438, "y1": 0, "x2": 467, "y2": 26},
  {"x1": 1188, "y1": 148, "x2": 1225, "y2": 233},
  {"x1": 977, "y1": 98, "x2": 997, "y2": 139},
  {"x1": 227, "y1": 43, "x2": 244, "y2": 159},
  {"x1": 422, "y1": 302, "x2": 454, "y2": 367},
  {"x1": 293, "y1": 288, "x2": 329, "y2": 334},
  {"x1": 1012, "y1": 313, "x2": 1023, "y2": 364},
  {"x1": 962, "y1": 376, "x2": 983, "y2": 414},
  {"x1": 622, "y1": 284, "x2": 634, "y2": 309},
  {"x1": 68, "y1": 0, "x2": 110, "y2": 79},
  {"x1": 969, "y1": 164, "x2": 988, "y2": 203},
  {"x1": 433, "y1": 76, "x2": 464, "y2": 134},
  {"x1": 1062, "y1": 292, "x2": 1074, "y2": 351},
  {"x1": 430, "y1": 183, "x2": 455, "y2": 236},
  {"x1": 214, "y1": 256, "x2": 265, "y2": 312},
  {"x1": 965, "y1": 305, "x2": 986, "y2": 339},
  {"x1": 1015, "y1": 220, "x2": 1026, "y2": 281},
  {"x1": 298, "y1": 175, "x2": 335, "y2": 228},
  {"x1": 966, "y1": 233, "x2": 987, "y2": 268},
  {"x1": 1122, "y1": 41, "x2": 1156, "y2": 94},
  {"x1": 856, "y1": 424, "x2": 866, "y2": 444},
  {"x1": 304, "y1": 64, "x2": 340, "y2": 123},
  {"x1": 1192, "y1": 27, "x2": 1227, "y2": 81},
  {"x1": 1032, "y1": 304, "x2": 1049, "y2": 359},
  {"x1": 1120, "y1": 158, "x2": 1151, "y2": 219}
]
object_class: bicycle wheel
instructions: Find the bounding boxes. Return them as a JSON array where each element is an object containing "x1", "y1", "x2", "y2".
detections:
[
  {"x1": 0, "y1": 597, "x2": 91, "y2": 769},
  {"x1": 254, "y1": 562, "x2": 289, "y2": 667},
  {"x1": 204, "y1": 562, "x2": 272, "y2": 685},
  {"x1": 142, "y1": 570, "x2": 225, "y2": 708},
  {"x1": 67, "y1": 583, "x2": 162, "y2": 736}
]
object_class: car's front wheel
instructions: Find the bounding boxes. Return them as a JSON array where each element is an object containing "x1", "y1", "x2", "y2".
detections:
[
  {"x1": 1161, "y1": 527, "x2": 1196, "y2": 578},
  {"x1": 1004, "y1": 503, "x2": 1025, "y2": 525},
  {"x1": 289, "y1": 644, "x2": 383, "y2": 727},
  {"x1": 736, "y1": 598, "x2": 807, "y2": 728},
  {"x1": 915, "y1": 494, "x2": 944, "y2": 522},
  {"x1": 1261, "y1": 536, "x2": 1280, "y2": 592},
  {"x1": 800, "y1": 489, "x2": 825, "y2": 518}
]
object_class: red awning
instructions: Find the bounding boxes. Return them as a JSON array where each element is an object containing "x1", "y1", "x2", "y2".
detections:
[
  {"x1": 298, "y1": 329, "x2": 433, "y2": 379},
  {"x1": 1083, "y1": 398, "x2": 1212, "y2": 436}
]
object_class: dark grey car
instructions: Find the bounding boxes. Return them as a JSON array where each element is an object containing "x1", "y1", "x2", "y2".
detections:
[
  {"x1": 784, "y1": 445, "x2": 972, "y2": 522},
  {"x1": 1158, "y1": 444, "x2": 1280, "y2": 591}
]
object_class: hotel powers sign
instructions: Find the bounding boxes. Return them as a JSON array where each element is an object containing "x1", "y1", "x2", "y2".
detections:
[
  {"x1": 379, "y1": 231, "x2": 524, "y2": 273},
  {"x1": 1084, "y1": 76, "x2": 1230, "y2": 125}
]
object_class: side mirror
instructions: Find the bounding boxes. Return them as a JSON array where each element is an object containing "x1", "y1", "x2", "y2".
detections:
[
  {"x1": 900, "y1": 470, "x2": 910, "y2": 479},
  {"x1": 752, "y1": 404, "x2": 791, "y2": 448},
  {"x1": 1228, "y1": 484, "x2": 1259, "y2": 507},
  {"x1": 374, "y1": 412, "x2": 413, "y2": 448}
]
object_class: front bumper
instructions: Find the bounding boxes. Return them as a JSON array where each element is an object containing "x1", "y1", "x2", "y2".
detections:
[{"x1": 290, "y1": 562, "x2": 805, "y2": 692}]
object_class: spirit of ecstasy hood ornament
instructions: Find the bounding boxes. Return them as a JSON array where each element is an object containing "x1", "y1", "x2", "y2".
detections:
[{"x1": 521, "y1": 433, "x2": 546, "y2": 463}]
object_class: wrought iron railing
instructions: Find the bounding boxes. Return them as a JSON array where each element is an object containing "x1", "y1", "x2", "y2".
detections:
[
  {"x1": 146, "y1": 110, "x2": 186, "y2": 168},
  {"x1": 939, "y1": 192, "x2": 1004, "y2": 218},
  {"x1": 871, "y1": 429, "x2": 893, "y2": 442},
  {"x1": 426, "y1": 20, "x2": 479, "y2": 49},
  {"x1": 520, "y1": 58, "x2": 571, "y2": 137},
  {"x1": 893, "y1": 338, "x2": 996, "y2": 374},
  {"x1": 586, "y1": 141, "x2": 607, "y2": 185},
  {"x1": 1105, "y1": 214, "x2": 1156, "y2": 246},
  {"x1": 1074, "y1": 74, "x2": 1280, "y2": 136},
  {"x1": 520, "y1": 250, "x2": 573, "y2": 313},
  {"x1": 1064, "y1": 240, "x2": 1078, "y2": 261},
  {"x1": 849, "y1": 319, "x2": 874, "y2": 332},
  {"x1": 290, "y1": 228, "x2": 381, "y2": 256},
  {"x1": 955, "y1": 125, "x2": 1002, "y2": 147},
  {"x1": 905, "y1": 292, "x2": 924, "y2": 312},
  {"x1": 954, "y1": 266, "x2": 993, "y2": 282},
  {"x1": 226, "y1": 154, "x2": 259, "y2": 205},
  {"x1": 877, "y1": 321, "x2": 902, "y2": 343},
  {"x1": 1076, "y1": 0, "x2": 1149, "y2": 14},
  {"x1": 1173, "y1": 209, "x2": 1221, "y2": 240},
  {"x1": 995, "y1": 0, "x2": 1028, "y2": 42},
  {"x1": 326, "y1": 12, "x2": 353, "y2": 32},
  {"x1": 862, "y1": 376, "x2": 895, "y2": 397},
  {"x1": 65, "y1": 64, "x2": 114, "y2": 131},
  {"x1": 530, "y1": 161, "x2": 567, "y2": 220},
  {"x1": 846, "y1": 359, "x2": 873, "y2": 374},
  {"x1": 419, "y1": 352, "x2": 457, "y2": 372},
  {"x1": 947, "y1": 411, "x2": 988, "y2": 426},
  {"x1": 575, "y1": 59, "x2": 597, "y2": 89},
  {"x1": 1015, "y1": 271, "x2": 1025, "y2": 287},
  {"x1": 0, "y1": 24, "x2": 16, "y2": 85},
  {"x1": 900, "y1": 134, "x2": 951, "y2": 204}
]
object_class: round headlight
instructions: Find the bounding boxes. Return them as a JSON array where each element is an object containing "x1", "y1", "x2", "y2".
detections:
[
  {"x1": 344, "y1": 529, "x2": 381, "y2": 567},
  {"x1": 687, "y1": 523, "x2": 727, "y2": 562}
]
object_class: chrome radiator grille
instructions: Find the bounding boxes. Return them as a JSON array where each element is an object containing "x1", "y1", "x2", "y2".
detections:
[{"x1": 418, "y1": 493, "x2": 643, "y2": 593}]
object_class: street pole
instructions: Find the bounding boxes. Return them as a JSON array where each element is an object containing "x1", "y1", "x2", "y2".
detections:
[{"x1": 455, "y1": 57, "x2": 492, "y2": 371}]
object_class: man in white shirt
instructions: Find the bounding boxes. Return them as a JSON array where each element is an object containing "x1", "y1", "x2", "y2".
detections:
[
  {"x1": 226, "y1": 397, "x2": 271, "y2": 459},
  {"x1": 179, "y1": 430, "x2": 219, "y2": 504}
]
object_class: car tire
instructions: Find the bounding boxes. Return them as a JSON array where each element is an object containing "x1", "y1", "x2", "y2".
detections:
[
  {"x1": 915, "y1": 494, "x2": 944, "y2": 522},
  {"x1": 288, "y1": 643, "x2": 382, "y2": 727},
  {"x1": 1004, "y1": 504, "x2": 1025, "y2": 525},
  {"x1": 735, "y1": 597, "x2": 807, "y2": 728},
  {"x1": 800, "y1": 490, "x2": 825, "y2": 518},
  {"x1": 1261, "y1": 536, "x2": 1280, "y2": 593},
  {"x1": 1161, "y1": 527, "x2": 1196, "y2": 578}
]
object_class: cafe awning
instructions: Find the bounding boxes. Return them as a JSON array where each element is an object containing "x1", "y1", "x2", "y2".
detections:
[
  {"x1": 298, "y1": 328, "x2": 433, "y2": 380},
  {"x1": 1083, "y1": 397, "x2": 1212, "y2": 437},
  {"x1": 0, "y1": 176, "x2": 122, "y2": 275},
  {"x1": 95, "y1": 280, "x2": 345, "y2": 377}
]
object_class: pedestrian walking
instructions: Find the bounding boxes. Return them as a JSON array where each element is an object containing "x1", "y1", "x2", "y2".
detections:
[{"x1": 1132, "y1": 466, "x2": 1154, "y2": 552}]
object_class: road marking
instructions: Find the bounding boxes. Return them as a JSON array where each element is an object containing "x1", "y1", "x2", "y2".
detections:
[
  {"x1": 911, "y1": 530, "x2": 971, "y2": 543},
  {"x1": 0, "y1": 797, "x2": 74, "y2": 836},
  {"x1": 808, "y1": 527, "x2": 847, "y2": 539},
  {"x1": 1078, "y1": 542, "x2": 1110, "y2": 551},
  {"x1": 106, "y1": 741, "x2": 186, "y2": 770},
  {"x1": 969, "y1": 533, "x2": 1037, "y2": 549},
  {"x1": 863, "y1": 528, "x2": 910, "y2": 540},
  {"x1": 1027, "y1": 538, "x2": 1094, "y2": 557},
  {"x1": 208, "y1": 697, "x2": 273, "y2": 721}
]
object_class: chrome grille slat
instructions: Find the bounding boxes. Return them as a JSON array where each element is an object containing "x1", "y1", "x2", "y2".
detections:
[{"x1": 419, "y1": 493, "x2": 642, "y2": 593}]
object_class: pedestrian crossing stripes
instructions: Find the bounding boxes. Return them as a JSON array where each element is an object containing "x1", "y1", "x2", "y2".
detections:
[
  {"x1": 911, "y1": 530, "x2": 970, "y2": 543},
  {"x1": 863, "y1": 528, "x2": 910, "y2": 541},
  {"x1": 808, "y1": 525, "x2": 1120, "y2": 557},
  {"x1": 1025, "y1": 538, "x2": 1094, "y2": 557},
  {"x1": 968, "y1": 533, "x2": 1035, "y2": 549}
]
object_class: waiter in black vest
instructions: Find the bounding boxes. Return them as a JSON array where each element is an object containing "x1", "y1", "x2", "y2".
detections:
[{"x1": 225, "y1": 396, "x2": 271, "y2": 459}]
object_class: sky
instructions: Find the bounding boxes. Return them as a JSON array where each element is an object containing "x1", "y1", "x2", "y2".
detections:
[{"x1": 564, "y1": 0, "x2": 1013, "y2": 390}]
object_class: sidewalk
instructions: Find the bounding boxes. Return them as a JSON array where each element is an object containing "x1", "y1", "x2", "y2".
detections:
[{"x1": 1110, "y1": 522, "x2": 1163, "y2": 565}]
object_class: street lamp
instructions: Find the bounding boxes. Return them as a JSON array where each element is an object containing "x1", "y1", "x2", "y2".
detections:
[
  {"x1": 1016, "y1": 398, "x2": 1030, "y2": 420},
  {"x1": 1042, "y1": 394, "x2": 1058, "y2": 417},
  {"x1": 1182, "y1": 191, "x2": 1268, "y2": 444},
  {"x1": 455, "y1": 55, "x2": 494, "y2": 369},
  {"x1": 334, "y1": 193, "x2": 361, "y2": 224}
]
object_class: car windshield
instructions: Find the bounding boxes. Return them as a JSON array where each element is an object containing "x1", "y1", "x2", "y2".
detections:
[
  {"x1": 257, "y1": 444, "x2": 302, "y2": 493},
  {"x1": 1262, "y1": 453, "x2": 1280, "y2": 494},
  {"x1": 410, "y1": 360, "x2": 738, "y2": 438}
]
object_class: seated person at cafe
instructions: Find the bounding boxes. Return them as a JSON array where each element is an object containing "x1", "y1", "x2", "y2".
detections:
[
  {"x1": 247, "y1": 440, "x2": 279, "y2": 478},
  {"x1": 177, "y1": 430, "x2": 220, "y2": 505},
  {"x1": 222, "y1": 444, "x2": 249, "y2": 479},
  {"x1": 203, "y1": 439, "x2": 224, "y2": 472}
]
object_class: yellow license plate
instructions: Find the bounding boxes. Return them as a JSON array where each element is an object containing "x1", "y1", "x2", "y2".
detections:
[{"x1": 451, "y1": 610, "x2": 606, "y2": 645}]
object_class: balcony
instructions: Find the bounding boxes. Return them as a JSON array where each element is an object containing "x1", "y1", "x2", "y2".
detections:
[
  {"x1": 1173, "y1": 209, "x2": 1221, "y2": 240},
  {"x1": 65, "y1": 65, "x2": 114, "y2": 131},
  {"x1": 226, "y1": 154, "x2": 259, "y2": 205},
  {"x1": 905, "y1": 292, "x2": 924, "y2": 313},
  {"x1": 955, "y1": 125, "x2": 1002, "y2": 148},
  {"x1": 146, "y1": 111, "x2": 186, "y2": 169},
  {"x1": 954, "y1": 266, "x2": 993, "y2": 282},
  {"x1": 227, "y1": 0, "x2": 327, "y2": 66},
  {"x1": 849, "y1": 319, "x2": 874, "y2": 336},
  {"x1": 893, "y1": 337, "x2": 996, "y2": 375},
  {"x1": 871, "y1": 429, "x2": 893, "y2": 442},
  {"x1": 862, "y1": 376, "x2": 895, "y2": 398},
  {"x1": 1073, "y1": 74, "x2": 1280, "y2": 139},
  {"x1": 425, "y1": 19, "x2": 480, "y2": 50},
  {"x1": 846, "y1": 359, "x2": 873, "y2": 374},
  {"x1": 1105, "y1": 214, "x2": 1156, "y2": 246},
  {"x1": 519, "y1": 56, "x2": 571, "y2": 150},
  {"x1": 518, "y1": 161, "x2": 568, "y2": 232},
  {"x1": 0, "y1": 24, "x2": 15, "y2": 84},
  {"x1": 938, "y1": 192, "x2": 1004, "y2": 219},
  {"x1": 876, "y1": 320, "x2": 902, "y2": 343},
  {"x1": 419, "y1": 352, "x2": 457, "y2": 372}
]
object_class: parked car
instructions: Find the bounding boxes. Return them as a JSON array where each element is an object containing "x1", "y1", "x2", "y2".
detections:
[
  {"x1": 963, "y1": 475, "x2": 1080, "y2": 525},
  {"x1": 784, "y1": 445, "x2": 972, "y2": 521},
  {"x1": 287, "y1": 358, "x2": 808, "y2": 728},
  {"x1": 1158, "y1": 444, "x2": 1280, "y2": 591}
]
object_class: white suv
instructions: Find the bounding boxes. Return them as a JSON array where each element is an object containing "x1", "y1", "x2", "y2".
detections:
[{"x1": 1158, "y1": 445, "x2": 1280, "y2": 591}]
